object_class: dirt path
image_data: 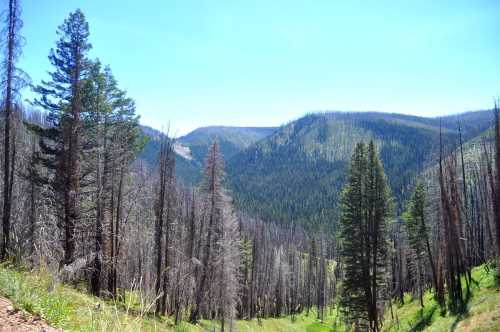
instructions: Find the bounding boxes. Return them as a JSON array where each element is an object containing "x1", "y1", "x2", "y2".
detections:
[{"x1": 0, "y1": 297, "x2": 60, "y2": 332}]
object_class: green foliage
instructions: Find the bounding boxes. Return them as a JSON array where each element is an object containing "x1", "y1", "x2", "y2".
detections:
[
  {"x1": 138, "y1": 111, "x2": 492, "y2": 232},
  {"x1": 84, "y1": 60, "x2": 144, "y2": 160},
  {"x1": 382, "y1": 265, "x2": 500, "y2": 332},
  {"x1": 338, "y1": 141, "x2": 392, "y2": 328},
  {"x1": 0, "y1": 264, "x2": 73, "y2": 327},
  {"x1": 1, "y1": 263, "x2": 498, "y2": 331},
  {"x1": 403, "y1": 182, "x2": 428, "y2": 258},
  {"x1": 227, "y1": 111, "x2": 492, "y2": 231},
  {"x1": 0, "y1": 264, "x2": 191, "y2": 331},
  {"x1": 31, "y1": 9, "x2": 92, "y2": 184}
]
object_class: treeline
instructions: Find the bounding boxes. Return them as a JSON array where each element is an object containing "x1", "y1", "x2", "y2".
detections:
[{"x1": 0, "y1": 4, "x2": 338, "y2": 330}]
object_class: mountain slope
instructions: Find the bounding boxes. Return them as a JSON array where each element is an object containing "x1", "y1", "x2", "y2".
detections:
[
  {"x1": 179, "y1": 126, "x2": 277, "y2": 161},
  {"x1": 138, "y1": 125, "x2": 276, "y2": 183},
  {"x1": 227, "y1": 111, "x2": 493, "y2": 230}
]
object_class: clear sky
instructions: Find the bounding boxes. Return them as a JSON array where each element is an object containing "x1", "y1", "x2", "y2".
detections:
[{"x1": 21, "y1": 0, "x2": 500, "y2": 135}]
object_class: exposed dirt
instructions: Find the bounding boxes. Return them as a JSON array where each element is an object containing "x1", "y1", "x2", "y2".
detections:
[{"x1": 0, "y1": 297, "x2": 60, "y2": 332}]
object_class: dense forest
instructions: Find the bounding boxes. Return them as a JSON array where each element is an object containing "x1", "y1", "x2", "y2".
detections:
[{"x1": 0, "y1": 3, "x2": 499, "y2": 332}]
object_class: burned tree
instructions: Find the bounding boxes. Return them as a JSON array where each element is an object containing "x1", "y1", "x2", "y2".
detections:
[
  {"x1": 1, "y1": 0, "x2": 27, "y2": 261},
  {"x1": 154, "y1": 134, "x2": 175, "y2": 314}
]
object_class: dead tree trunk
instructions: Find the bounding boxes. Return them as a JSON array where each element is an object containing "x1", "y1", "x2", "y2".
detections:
[{"x1": 1, "y1": 0, "x2": 19, "y2": 262}]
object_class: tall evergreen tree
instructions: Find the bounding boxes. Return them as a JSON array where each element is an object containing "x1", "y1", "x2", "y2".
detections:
[
  {"x1": 403, "y1": 182, "x2": 440, "y2": 307},
  {"x1": 81, "y1": 60, "x2": 107, "y2": 295},
  {"x1": 338, "y1": 141, "x2": 391, "y2": 332},
  {"x1": 339, "y1": 143, "x2": 367, "y2": 327},
  {"x1": 32, "y1": 9, "x2": 91, "y2": 266}
]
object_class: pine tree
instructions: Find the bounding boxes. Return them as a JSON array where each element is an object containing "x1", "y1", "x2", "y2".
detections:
[
  {"x1": 32, "y1": 9, "x2": 91, "y2": 266},
  {"x1": 365, "y1": 141, "x2": 390, "y2": 332},
  {"x1": 85, "y1": 61, "x2": 106, "y2": 295},
  {"x1": 339, "y1": 142, "x2": 367, "y2": 327},
  {"x1": 338, "y1": 141, "x2": 391, "y2": 332},
  {"x1": 403, "y1": 182, "x2": 442, "y2": 306}
]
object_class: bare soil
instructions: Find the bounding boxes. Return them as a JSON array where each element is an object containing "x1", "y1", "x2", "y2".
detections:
[{"x1": 0, "y1": 297, "x2": 60, "y2": 332}]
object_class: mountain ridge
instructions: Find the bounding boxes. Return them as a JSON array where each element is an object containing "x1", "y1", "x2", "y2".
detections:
[
  {"x1": 139, "y1": 109, "x2": 494, "y2": 230},
  {"x1": 226, "y1": 109, "x2": 493, "y2": 229}
]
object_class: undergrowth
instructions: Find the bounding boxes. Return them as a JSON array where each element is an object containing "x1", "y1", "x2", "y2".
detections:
[{"x1": 0, "y1": 263, "x2": 498, "y2": 331}]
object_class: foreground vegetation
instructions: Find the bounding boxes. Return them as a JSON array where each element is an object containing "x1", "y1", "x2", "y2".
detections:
[
  {"x1": 0, "y1": 263, "x2": 337, "y2": 332},
  {"x1": 383, "y1": 264, "x2": 500, "y2": 332},
  {"x1": 1, "y1": 263, "x2": 498, "y2": 331}
]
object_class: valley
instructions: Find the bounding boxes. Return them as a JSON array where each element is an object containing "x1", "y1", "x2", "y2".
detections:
[{"x1": 1, "y1": 1, "x2": 499, "y2": 332}]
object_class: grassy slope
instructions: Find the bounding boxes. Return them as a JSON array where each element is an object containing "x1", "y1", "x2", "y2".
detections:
[
  {"x1": 382, "y1": 265, "x2": 500, "y2": 332},
  {"x1": 0, "y1": 264, "x2": 498, "y2": 331},
  {"x1": 0, "y1": 264, "x2": 334, "y2": 332},
  {"x1": 0, "y1": 264, "x2": 184, "y2": 332}
]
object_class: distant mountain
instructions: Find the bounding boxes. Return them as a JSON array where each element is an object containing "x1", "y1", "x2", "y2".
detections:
[
  {"x1": 178, "y1": 126, "x2": 277, "y2": 161},
  {"x1": 226, "y1": 110, "x2": 493, "y2": 230},
  {"x1": 138, "y1": 110, "x2": 493, "y2": 231},
  {"x1": 138, "y1": 125, "x2": 276, "y2": 183}
]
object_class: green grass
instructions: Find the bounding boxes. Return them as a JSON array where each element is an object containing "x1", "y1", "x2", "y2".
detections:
[
  {"x1": 195, "y1": 311, "x2": 336, "y2": 332},
  {"x1": 0, "y1": 263, "x2": 191, "y2": 331},
  {"x1": 382, "y1": 264, "x2": 500, "y2": 332},
  {"x1": 0, "y1": 263, "x2": 335, "y2": 331},
  {"x1": 1, "y1": 263, "x2": 498, "y2": 331}
]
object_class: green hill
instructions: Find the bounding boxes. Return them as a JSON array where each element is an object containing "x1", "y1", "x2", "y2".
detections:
[
  {"x1": 138, "y1": 111, "x2": 492, "y2": 230},
  {"x1": 227, "y1": 111, "x2": 492, "y2": 230}
]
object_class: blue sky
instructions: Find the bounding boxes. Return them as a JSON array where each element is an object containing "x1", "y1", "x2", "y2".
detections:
[{"x1": 21, "y1": 0, "x2": 500, "y2": 135}]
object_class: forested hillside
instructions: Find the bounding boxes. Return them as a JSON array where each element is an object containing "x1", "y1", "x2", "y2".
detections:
[
  {"x1": 227, "y1": 111, "x2": 492, "y2": 230},
  {"x1": 141, "y1": 111, "x2": 492, "y2": 231}
]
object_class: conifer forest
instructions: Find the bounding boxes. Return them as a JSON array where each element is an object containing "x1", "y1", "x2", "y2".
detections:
[{"x1": 0, "y1": 1, "x2": 499, "y2": 331}]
